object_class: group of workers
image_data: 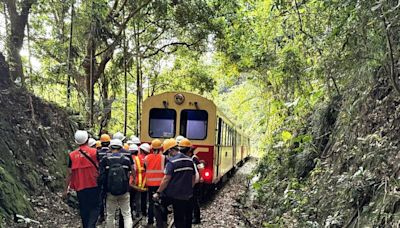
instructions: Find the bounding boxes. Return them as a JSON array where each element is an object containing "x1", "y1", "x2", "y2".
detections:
[{"x1": 63, "y1": 130, "x2": 204, "y2": 228}]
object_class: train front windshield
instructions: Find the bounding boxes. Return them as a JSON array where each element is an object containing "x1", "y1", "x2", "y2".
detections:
[
  {"x1": 149, "y1": 108, "x2": 176, "y2": 138},
  {"x1": 180, "y1": 110, "x2": 208, "y2": 140}
]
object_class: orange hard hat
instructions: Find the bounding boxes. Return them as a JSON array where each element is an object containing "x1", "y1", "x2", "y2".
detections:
[
  {"x1": 178, "y1": 138, "x2": 192, "y2": 148},
  {"x1": 95, "y1": 141, "x2": 102, "y2": 148},
  {"x1": 100, "y1": 134, "x2": 111, "y2": 143},
  {"x1": 151, "y1": 139, "x2": 163, "y2": 150},
  {"x1": 163, "y1": 138, "x2": 178, "y2": 151},
  {"x1": 123, "y1": 143, "x2": 129, "y2": 150}
]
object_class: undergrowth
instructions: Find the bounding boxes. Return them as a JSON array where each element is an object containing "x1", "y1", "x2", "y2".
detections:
[{"x1": 252, "y1": 77, "x2": 400, "y2": 227}]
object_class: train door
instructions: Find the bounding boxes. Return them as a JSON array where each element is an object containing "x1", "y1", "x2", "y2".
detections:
[
  {"x1": 232, "y1": 131, "x2": 236, "y2": 167},
  {"x1": 216, "y1": 117, "x2": 222, "y2": 181}
]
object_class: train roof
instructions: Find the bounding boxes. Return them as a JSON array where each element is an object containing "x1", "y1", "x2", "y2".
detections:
[{"x1": 144, "y1": 91, "x2": 216, "y2": 108}]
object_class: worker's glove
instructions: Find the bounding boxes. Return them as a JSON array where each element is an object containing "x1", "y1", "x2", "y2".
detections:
[{"x1": 153, "y1": 192, "x2": 160, "y2": 201}]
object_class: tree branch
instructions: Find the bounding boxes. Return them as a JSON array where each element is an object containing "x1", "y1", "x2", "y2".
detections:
[
  {"x1": 94, "y1": 0, "x2": 152, "y2": 57},
  {"x1": 381, "y1": 8, "x2": 400, "y2": 95},
  {"x1": 293, "y1": 0, "x2": 322, "y2": 55},
  {"x1": 142, "y1": 40, "x2": 201, "y2": 59}
]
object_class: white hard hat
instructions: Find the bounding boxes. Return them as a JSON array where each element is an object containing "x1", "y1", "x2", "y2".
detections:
[
  {"x1": 176, "y1": 135, "x2": 185, "y2": 144},
  {"x1": 113, "y1": 132, "x2": 126, "y2": 141},
  {"x1": 129, "y1": 144, "x2": 139, "y2": 151},
  {"x1": 126, "y1": 140, "x2": 134, "y2": 145},
  {"x1": 139, "y1": 143, "x2": 150, "y2": 153},
  {"x1": 75, "y1": 130, "x2": 89, "y2": 145},
  {"x1": 88, "y1": 138, "x2": 96, "y2": 147},
  {"x1": 130, "y1": 135, "x2": 137, "y2": 141},
  {"x1": 131, "y1": 136, "x2": 141, "y2": 145},
  {"x1": 109, "y1": 139, "x2": 123, "y2": 148}
]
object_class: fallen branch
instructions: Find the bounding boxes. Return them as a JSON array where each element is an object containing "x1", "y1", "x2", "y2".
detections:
[
  {"x1": 28, "y1": 94, "x2": 36, "y2": 123},
  {"x1": 234, "y1": 206, "x2": 256, "y2": 228}
]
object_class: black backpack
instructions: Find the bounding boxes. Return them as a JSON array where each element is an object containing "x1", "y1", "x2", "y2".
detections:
[{"x1": 107, "y1": 157, "x2": 129, "y2": 196}]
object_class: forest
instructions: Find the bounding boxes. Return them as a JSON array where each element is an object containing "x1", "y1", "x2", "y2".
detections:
[{"x1": 0, "y1": 0, "x2": 399, "y2": 227}]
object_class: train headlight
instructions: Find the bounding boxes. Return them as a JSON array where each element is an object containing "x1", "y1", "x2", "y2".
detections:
[{"x1": 174, "y1": 93, "x2": 185, "y2": 105}]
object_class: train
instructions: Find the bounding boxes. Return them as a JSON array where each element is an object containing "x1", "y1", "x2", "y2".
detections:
[{"x1": 140, "y1": 91, "x2": 251, "y2": 189}]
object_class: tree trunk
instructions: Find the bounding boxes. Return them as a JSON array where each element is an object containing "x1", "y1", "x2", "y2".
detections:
[
  {"x1": 123, "y1": 11, "x2": 128, "y2": 136},
  {"x1": 99, "y1": 73, "x2": 111, "y2": 134},
  {"x1": 67, "y1": 0, "x2": 75, "y2": 107},
  {"x1": 2, "y1": 0, "x2": 36, "y2": 85},
  {"x1": 0, "y1": 52, "x2": 11, "y2": 88},
  {"x1": 26, "y1": 20, "x2": 32, "y2": 75},
  {"x1": 82, "y1": 35, "x2": 95, "y2": 126},
  {"x1": 134, "y1": 21, "x2": 142, "y2": 136}
]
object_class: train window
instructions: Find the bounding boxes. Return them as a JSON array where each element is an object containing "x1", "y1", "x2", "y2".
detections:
[
  {"x1": 228, "y1": 127, "x2": 232, "y2": 146},
  {"x1": 230, "y1": 129, "x2": 232, "y2": 146},
  {"x1": 149, "y1": 108, "x2": 176, "y2": 138},
  {"x1": 224, "y1": 123, "x2": 227, "y2": 146},
  {"x1": 217, "y1": 118, "x2": 222, "y2": 145},
  {"x1": 225, "y1": 124, "x2": 228, "y2": 146},
  {"x1": 230, "y1": 128, "x2": 233, "y2": 146},
  {"x1": 180, "y1": 110, "x2": 208, "y2": 140}
]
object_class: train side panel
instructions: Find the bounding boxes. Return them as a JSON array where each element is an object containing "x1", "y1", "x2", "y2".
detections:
[
  {"x1": 217, "y1": 145, "x2": 234, "y2": 180},
  {"x1": 192, "y1": 145, "x2": 214, "y2": 184}
]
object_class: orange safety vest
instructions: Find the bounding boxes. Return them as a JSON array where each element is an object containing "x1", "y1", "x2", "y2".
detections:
[
  {"x1": 144, "y1": 153, "x2": 165, "y2": 187},
  {"x1": 69, "y1": 145, "x2": 99, "y2": 191},
  {"x1": 130, "y1": 154, "x2": 147, "y2": 191}
]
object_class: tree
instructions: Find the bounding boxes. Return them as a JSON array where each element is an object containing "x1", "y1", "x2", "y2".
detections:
[{"x1": 2, "y1": 0, "x2": 36, "y2": 85}]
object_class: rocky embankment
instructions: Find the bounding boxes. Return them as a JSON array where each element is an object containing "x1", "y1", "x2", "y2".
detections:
[{"x1": 0, "y1": 54, "x2": 78, "y2": 226}]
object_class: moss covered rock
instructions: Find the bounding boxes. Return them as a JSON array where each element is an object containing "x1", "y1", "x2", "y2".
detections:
[{"x1": 0, "y1": 165, "x2": 32, "y2": 217}]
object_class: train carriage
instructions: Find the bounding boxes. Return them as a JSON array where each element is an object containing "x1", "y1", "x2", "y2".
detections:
[{"x1": 140, "y1": 92, "x2": 250, "y2": 186}]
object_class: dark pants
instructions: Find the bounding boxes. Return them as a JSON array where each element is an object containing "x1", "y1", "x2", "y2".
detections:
[
  {"x1": 172, "y1": 198, "x2": 192, "y2": 228},
  {"x1": 77, "y1": 187, "x2": 101, "y2": 228},
  {"x1": 154, "y1": 196, "x2": 172, "y2": 228},
  {"x1": 141, "y1": 191, "x2": 148, "y2": 215},
  {"x1": 129, "y1": 187, "x2": 136, "y2": 216},
  {"x1": 147, "y1": 186, "x2": 159, "y2": 224},
  {"x1": 192, "y1": 184, "x2": 201, "y2": 222},
  {"x1": 130, "y1": 188, "x2": 147, "y2": 216},
  {"x1": 99, "y1": 187, "x2": 107, "y2": 220}
]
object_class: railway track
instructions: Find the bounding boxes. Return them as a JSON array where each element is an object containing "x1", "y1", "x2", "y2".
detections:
[{"x1": 131, "y1": 157, "x2": 256, "y2": 228}]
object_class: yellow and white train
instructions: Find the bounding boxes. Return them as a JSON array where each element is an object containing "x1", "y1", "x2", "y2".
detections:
[{"x1": 140, "y1": 92, "x2": 250, "y2": 186}]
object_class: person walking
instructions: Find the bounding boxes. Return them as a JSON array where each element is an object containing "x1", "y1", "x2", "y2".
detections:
[
  {"x1": 63, "y1": 130, "x2": 100, "y2": 228},
  {"x1": 98, "y1": 139, "x2": 134, "y2": 228},
  {"x1": 144, "y1": 139, "x2": 165, "y2": 227},
  {"x1": 97, "y1": 133, "x2": 112, "y2": 224},
  {"x1": 88, "y1": 138, "x2": 97, "y2": 148},
  {"x1": 179, "y1": 139, "x2": 203, "y2": 224},
  {"x1": 95, "y1": 141, "x2": 102, "y2": 150},
  {"x1": 111, "y1": 133, "x2": 134, "y2": 228},
  {"x1": 139, "y1": 143, "x2": 151, "y2": 217},
  {"x1": 97, "y1": 134, "x2": 112, "y2": 161},
  {"x1": 153, "y1": 138, "x2": 196, "y2": 228},
  {"x1": 128, "y1": 144, "x2": 140, "y2": 219},
  {"x1": 130, "y1": 135, "x2": 141, "y2": 146},
  {"x1": 175, "y1": 135, "x2": 184, "y2": 144},
  {"x1": 113, "y1": 132, "x2": 126, "y2": 142},
  {"x1": 131, "y1": 143, "x2": 147, "y2": 217}
]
